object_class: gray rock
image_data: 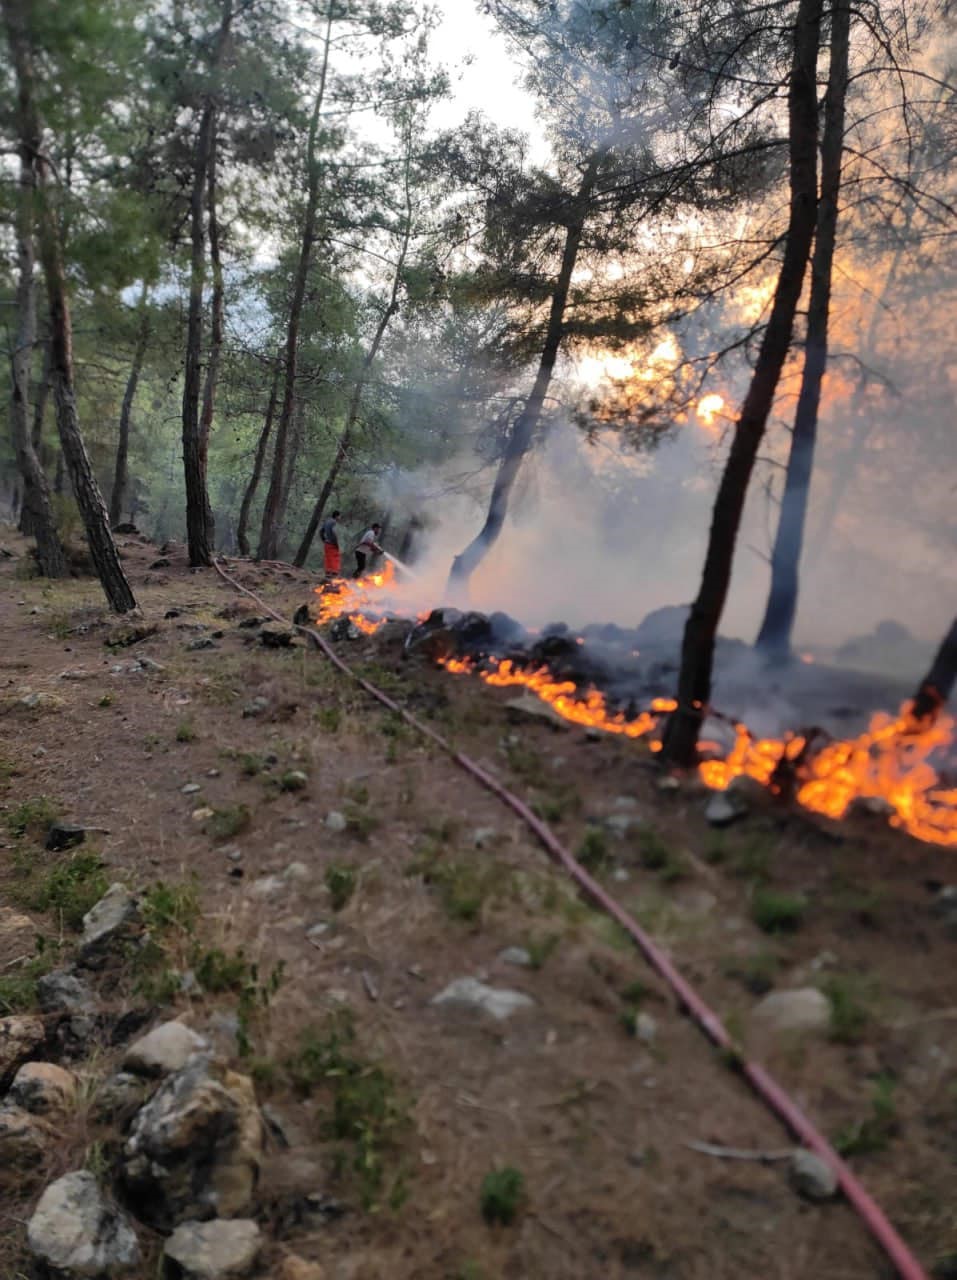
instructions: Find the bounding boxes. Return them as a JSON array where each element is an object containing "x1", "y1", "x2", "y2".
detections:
[
  {"x1": 305, "y1": 922, "x2": 330, "y2": 941},
  {"x1": 137, "y1": 656, "x2": 166, "y2": 673},
  {"x1": 186, "y1": 637, "x2": 217, "y2": 651},
  {"x1": 498, "y1": 947, "x2": 532, "y2": 968},
  {"x1": 705, "y1": 790, "x2": 747, "y2": 827},
  {"x1": 789, "y1": 1149, "x2": 839, "y2": 1201},
  {"x1": 283, "y1": 861, "x2": 310, "y2": 883},
  {"x1": 605, "y1": 812, "x2": 639, "y2": 837},
  {"x1": 94, "y1": 1072, "x2": 149, "y2": 1126},
  {"x1": 78, "y1": 884, "x2": 140, "y2": 966},
  {"x1": 121, "y1": 1056, "x2": 263, "y2": 1229},
  {"x1": 0, "y1": 1013, "x2": 46, "y2": 1084},
  {"x1": 45, "y1": 822, "x2": 87, "y2": 851},
  {"x1": 8, "y1": 1062, "x2": 77, "y2": 1118},
  {"x1": 472, "y1": 827, "x2": 498, "y2": 849},
  {"x1": 241, "y1": 696, "x2": 269, "y2": 718},
  {"x1": 505, "y1": 691, "x2": 568, "y2": 728},
  {"x1": 656, "y1": 775, "x2": 681, "y2": 793},
  {"x1": 281, "y1": 770, "x2": 309, "y2": 791},
  {"x1": 163, "y1": 1219, "x2": 262, "y2": 1278},
  {"x1": 182, "y1": 783, "x2": 202, "y2": 795},
  {"x1": 248, "y1": 874, "x2": 286, "y2": 900},
  {"x1": 0, "y1": 1106, "x2": 50, "y2": 1186},
  {"x1": 325, "y1": 810, "x2": 347, "y2": 833},
  {"x1": 431, "y1": 976, "x2": 534, "y2": 1021},
  {"x1": 28, "y1": 1171, "x2": 141, "y2": 1276},
  {"x1": 123, "y1": 1021, "x2": 209, "y2": 1078},
  {"x1": 37, "y1": 970, "x2": 98, "y2": 1015},
  {"x1": 329, "y1": 617, "x2": 362, "y2": 641},
  {"x1": 612, "y1": 796, "x2": 640, "y2": 810},
  {"x1": 752, "y1": 988, "x2": 830, "y2": 1036},
  {"x1": 634, "y1": 1013, "x2": 658, "y2": 1045}
]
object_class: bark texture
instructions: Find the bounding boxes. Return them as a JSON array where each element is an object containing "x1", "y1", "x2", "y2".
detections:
[
  {"x1": 911, "y1": 616, "x2": 957, "y2": 722},
  {"x1": 109, "y1": 284, "x2": 150, "y2": 527},
  {"x1": 236, "y1": 356, "x2": 280, "y2": 557},
  {"x1": 661, "y1": 0, "x2": 823, "y2": 765},
  {"x1": 755, "y1": 0, "x2": 851, "y2": 658}
]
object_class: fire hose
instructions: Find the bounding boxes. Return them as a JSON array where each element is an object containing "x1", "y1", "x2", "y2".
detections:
[{"x1": 212, "y1": 556, "x2": 928, "y2": 1280}]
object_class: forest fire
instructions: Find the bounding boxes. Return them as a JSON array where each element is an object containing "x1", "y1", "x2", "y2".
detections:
[{"x1": 315, "y1": 570, "x2": 957, "y2": 847}]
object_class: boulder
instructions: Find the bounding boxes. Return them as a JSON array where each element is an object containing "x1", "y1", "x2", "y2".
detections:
[
  {"x1": 752, "y1": 988, "x2": 830, "y2": 1037},
  {"x1": 0, "y1": 1106, "x2": 50, "y2": 1186},
  {"x1": 46, "y1": 822, "x2": 87, "y2": 852},
  {"x1": 277, "y1": 1257, "x2": 326, "y2": 1280},
  {"x1": 121, "y1": 1056, "x2": 263, "y2": 1229},
  {"x1": 94, "y1": 1072, "x2": 150, "y2": 1127},
  {"x1": 162, "y1": 1219, "x2": 261, "y2": 1279},
  {"x1": 0, "y1": 906, "x2": 39, "y2": 966},
  {"x1": 704, "y1": 789, "x2": 747, "y2": 828},
  {"x1": 505, "y1": 692, "x2": 568, "y2": 728},
  {"x1": 431, "y1": 977, "x2": 534, "y2": 1021},
  {"x1": 123, "y1": 1022, "x2": 209, "y2": 1078},
  {"x1": 78, "y1": 885, "x2": 140, "y2": 967},
  {"x1": 498, "y1": 947, "x2": 532, "y2": 968},
  {"x1": 8, "y1": 1062, "x2": 77, "y2": 1119},
  {"x1": 0, "y1": 1013, "x2": 45, "y2": 1084},
  {"x1": 27, "y1": 1170, "x2": 141, "y2": 1277},
  {"x1": 789, "y1": 1149, "x2": 839, "y2": 1201},
  {"x1": 37, "y1": 970, "x2": 98, "y2": 1015}
]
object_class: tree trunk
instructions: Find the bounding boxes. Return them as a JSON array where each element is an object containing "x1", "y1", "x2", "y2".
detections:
[
  {"x1": 661, "y1": 0, "x2": 822, "y2": 765},
  {"x1": 447, "y1": 157, "x2": 600, "y2": 590},
  {"x1": 5, "y1": 38, "x2": 66, "y2": 579},
  {"x1": 19, "y1": 337, "x2": 52, "y2": 537},
  {"x1": 911, "y1": 616, "x2": 957, "y2": 723},
  {"x1": 182, "y1": 0, "x2": 232, "y2": 568},
  {"x1": 755, "y1": 0, "x2": 851, "y2": 659},
  {"x1": 278, "y1": 393, "x2": 306, "y2": 549},
  {"x1": 236, "y1": 355, "x2": 280, "y2": 556},
  {"x1": 109, "y1": 282, "x2": 150, "y2": 527},
  {"x1": 199, "y1": 134, "x2": 224, "y2": 542},
  {"x1": 258, "y1": 7, "x2": 333, "y2": 561}
]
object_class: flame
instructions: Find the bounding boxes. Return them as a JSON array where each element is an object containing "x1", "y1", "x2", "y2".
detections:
[
  {"x1": 313, "y1": 561, "x2": 398, "y2": 635},
  {"x1": 696, "y1": 393, "x2": 725, "y2": 428}
]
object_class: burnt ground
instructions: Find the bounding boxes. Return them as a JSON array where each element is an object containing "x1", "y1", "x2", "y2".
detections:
[{"x1": 1, "y1": 526, "x2": 956, "y2": 1279}]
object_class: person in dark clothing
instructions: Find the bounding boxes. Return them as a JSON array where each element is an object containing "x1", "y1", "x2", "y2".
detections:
[
  {"x1": 354, "y1": 522, "x2": 383, "y2": 578},
  {"x1": 319, "y1": 510, "x2": 341, "y2": 579}
]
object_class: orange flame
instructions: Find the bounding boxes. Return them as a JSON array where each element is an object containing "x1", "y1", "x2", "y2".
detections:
[{"x1": 313, "y1": 561, "x2": 397, "y2": 635}]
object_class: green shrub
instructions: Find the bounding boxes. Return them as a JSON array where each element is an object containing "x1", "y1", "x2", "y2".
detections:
[
  {"x1": 175, "y1": 721, "x2": 197, "y2": 743},
  {"x1": 577, "y1": 826, "x2": 609, "y2": 870},
  {"x1": 835, "y1": 1075, "x2": 898, "y2": 1156},
  {"x1": 326, "y1": 863, "x2": 357, "y2": 911},
  {"x1": 7, "y1": 795, "x2": 60, "y2": 840},
  {"x1": 15, "y1": 851, "x2": 108, "y2": 929},
  {"x1": 142, "y1": 878, "x2": 201, "y2": 934},
  {"x1": 205, "y1": 805, "x2": 251, "y2": 841},
  {"x1": 751, "y1": 888, "x2": 806, "y2": 934},
  {"x1": 823, "y1": 974, "x2": 873, "y2": 1044},
  {"x1": 480, "y1": 1166, "x2": 525, "y2": 1225},
  {"x1": 637, "y1": 828, "x2": 671, "y2": 870}
]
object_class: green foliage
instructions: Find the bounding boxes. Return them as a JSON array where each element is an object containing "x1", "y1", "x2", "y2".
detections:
[
  {"x1": 142, "y1": 878, "x2": 201, "y2": 934},
  {"x1": 636, "y1": 827, "x2": 670, "y2": 870},
  {"x1": 205, "y1": 806, "x2": 251, "y2": 841},
  {"x1": 280, "y1": 770, "x2": 308, "y2": 792},
  {"x1": 7, "y1": 796, "x2": 60, "y2": 840},
  {"x1": 480, "y1": 1166, "x2": 525, "y2": 1225},
  {"x1": 0, "y1": 944, "x2": 55, "y2": 1015},
  {"x1": 835, "y1": 1075, "x2": 898, "y2": 1156},
  {"x1": 576, "y1": 826, "x2": 609, "y2": 870},
  {"x1": 98, "y1": 693, "x2": 113, "y2": 708},
  {"x1": 14, "y1": 851, "x2": 108, "y2": 929},
  {"x1": 524, "y1": 931, "x2": 560, "y2": 969},
  {"x1": 240, "y1": 753, "x2": 265, "y2": 776},
  {"x1": 314, "y1": 706, "x2": 342, "y2": 733},
  {"x1": 751, "y1": 889, "x2": 806, "y2": 934},
  {"x1": 344, "y1": 802, "x2": 379, "y2": 842},
  {"x1": 822, "y1": 974, "x2": 874, "y2": 1045},
  {"x1": 326, "y1": 863, "x2": 357, "y2": 911},
  {"x1": 175, "y1": 721, "x2": 197, "y2": 743},
  {"x1": 723, "y1": 950, "x2": 779, "y2": 996}
]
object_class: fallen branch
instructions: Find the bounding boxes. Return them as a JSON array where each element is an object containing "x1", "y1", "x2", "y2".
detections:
[{"x1": 684, "y1": 1139, "x2": 794, "y2": 1162}]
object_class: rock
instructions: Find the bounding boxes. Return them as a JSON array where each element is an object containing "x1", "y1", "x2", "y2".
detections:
[
  {"x1": 634, "y1": 1013, "x2": 658, "y2": 1045},
  {"x1": 138, "y1": 656, "x2": 166, "y2": 672},
  {"x1": 329, "y1": 617, "x2": 362, "y2": 642},
  {"x1": 325, "y1": 810, "x2": 347, "y2": 833},
  {"x1": 472, "y1": 827, "x2": 498, "y2": 849},
  {"x1": 151, "y1": 557, "x2": 172, "y2": 569},
  {"x1": 94, "y1": 1071, "x2": 149, "y2": 1126},
  {"x1": 656, "y1": 775, "x2": 681, "y2": 793},
  {"x1": 78, "y1": 884, "x2": 140, "y2": 966},
  {"x1": 163, "y1": 1219, "x2": 261, "y2": 1279},
  {"x1": 431, "y1": 977, "x2": 534, "y2": 1021},
  {"x1": 121, "y1": 1056, "x2": 263, "y2": 1228},
  {"x1": 36, "y1": 970, "x2": 98, "y2": 1015},
  {"x1": 241, "y1": 696, "x2": 269, "y2": 718},
  {"x1": 305, "y1": 922, "x2": 330, "y2": 941},
  {"x1": 182, "y1": 783, "x2": 202, "y2": 795},
  {"x1": 0, "y1": 1106, "x2": 50, "y2": 1183},
  {"x1": 59, "y1": 669, "x2": 96, "y2": 682},
  {"x1": 123, "y1": 1021, "x2": 209, "y2": 1078},
  {"x1": 28, "y1": 1171, "x2": 141, "y2": 1276},
  {"x1": 248, "y1": 874, "x2": 286, "y2": 900},
  {"x1": 789, "y1": 1149, "x2": 839, "y2": 1201},
  {"x1": 192, "y1": 807, "x2": 215, "y2": 822},
  {"x1": 284, "y1": 861, "x2": 310, "y2": 883},
  {"x1": 186, "y1": 637, "x2": 217, "y2": 651},
  {"x1": 0, "y1": 1013, "x2": 45, "y2": 1084},
  {"x1": 704, "y1": 789, "x2": 747, "y2": 827},
  {"x1": 277, "y1": 1257, "x2": 325, "y2": 1280},
  {"x1": 0, "y1": 906, "x2": 37, "y2": 966},
  {"x1": 605, "y1": 813, "x2": 640, "y2": 837},
  {"x1": 498, "y1": 947, "x2": 532, "y2": 968},
  {"x1": 505, "y1": 691, "x2": 567, "y2": 728},
  {"x1": 752, "y1": 988, "x2": 830, "y2": 1036},
  {"x1": 18, "y1": 690, "x2": 66, "y2": 712},
  {"x1": 45, "y1": 822, "x2": 87, "y2": 851},
  {"x1": 260, "y1": 629, "x2": 294, "y2": 649},
  {"x1": 8, "y1": 1062, "x2": 77, "y2": 1118},
  {"x1": 281, "y1": 770, "x2": 309, "y2": 792}
]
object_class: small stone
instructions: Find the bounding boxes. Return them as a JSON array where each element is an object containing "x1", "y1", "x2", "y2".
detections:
[
  {"x1": 151, "y1": 557, "x2": 172, "y2": 569},
  {"x1": 225, "y1": 848, "x2": 243, "y2": 863},
  {"x1": 789, "y1": 1149, "x2": 839, "y2": 1201},
  {"x1": 284, "y1": 862, "x2": 310, "y2": 883},
  {"x1": 138, "y1": 656, "x2": 166, "y2": 672},
  {"x1": 260, "y1": 629, "x2": 294, "y2": 649},
  {"x1": 605, "y1": 813, "x2": 639, "y2": 837},
  {"x1": 28, "y1": 1171, "x2": 141, "y2": 1276},
  {"x1": 634, "y1": 1013, "x2": 658, "y2": 1045},
  {"x1": 9, "y1": 1062, "x2": 77, "y2": 1118},
  {"x1": 248, "y1": 874, "x2": 286, "y2": 899},
  {"x1": 186, "y1": 637, "x2": 217, "y2": 651},
  {"x1": 33, "y1": 745, "x2": 47, "y2": 757},
  {"x1": 431, "y1": 976, "x2": 534, "y2": 1021},
  {"x1": 45, "y1": 821, "x2": 86, "y2": 852},
  {"x1": 752, "y1": 988, "x2": 830, "y2": 1036},
  {"x1": 0, "y1": 907, "x2": 37, "y2": 966},
  {"x1": 37, "y1": 969, "x2": 98, "y2": 1016},
  {"x1": 498, "y1": 947, "x2": 532, "y2": 968},
  {"x1": 123, "y1": 1021, "x2": 209, "y2": 1078},
  {"x1": 192, "y1": 807, "x2": 215, "y2": 822},
  {"x1": 0, "y1": 1014, "x2": 46, "y2": 1083},
  {"x1": 207, "y1": 768, "x2": 220, "y2": 778},
  {"x1": 19, "y1": 691, "x2": 66, "y2": 711},
  {"x1": 182, "y1": 783, "x2": 202, "y2": 795},
  {"x1": 59, "y1": 668, "x2": 96, "y2": 681},
  {"x1": 306, "y1": 922, "x2": 330, "y2": 941},
  {"x1": 705, "y1": 789, "x2": 747, "y2": 827},
  {"x1": 277, "y1": 1256, "x2": 325, "y2": 1280},
  {"x1": 851, "y1": 794, "x2": 894, "y2": 818},
  {"x1": 613, "y1": 796, "x2": 639, "y2": 810},
  {"x1": 612, "y1": 867, "x2": 630, "y2": 882},
  {"x1": 94, "y1": 1071, "x2": 148, "y2": 1125},
  {"x1": 325, "y1": 810, "x2": 347, "y2": 833},
  {"x1": 163, "y1": 1218, "x2": 262, "y2": 1278},
  {"x1": 281, "y1": 770, "x2": 309, "y2": 792},
  {"x1": 472, "y1": 827, "x2": 498, "y2": 849},
  {"x1": 656, "y1": 775, "x2": 681, "y2": 793},
  {"x1": 78, "y1": 884, "x2": 140, "y2": 966},
  {"x1": 242, "y1": 696, "x2": 269, "y2": 718}
]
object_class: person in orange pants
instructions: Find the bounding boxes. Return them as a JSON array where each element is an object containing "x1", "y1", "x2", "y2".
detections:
[{"x1": 319, "y1": 510, "x2": 341, "y2": 579}]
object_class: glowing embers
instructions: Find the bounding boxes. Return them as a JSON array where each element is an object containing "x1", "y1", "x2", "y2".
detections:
[{"x1": 313, "y1": 561, "x2": 397, "y2": 635}]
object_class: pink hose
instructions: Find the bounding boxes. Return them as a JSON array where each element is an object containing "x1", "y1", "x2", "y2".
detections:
[{"x1": 213, "y1": 558, "x2": 929, "y2": 1280}]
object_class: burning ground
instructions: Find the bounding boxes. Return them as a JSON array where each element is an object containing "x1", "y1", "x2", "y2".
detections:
[{"x1": 2, "y1": 531, "x2": 957, "y2": 1278}]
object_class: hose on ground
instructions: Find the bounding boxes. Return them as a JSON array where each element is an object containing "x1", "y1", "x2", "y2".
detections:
[{"x1": 212, "y1": 556, "x2": 928, "y2": 1280}]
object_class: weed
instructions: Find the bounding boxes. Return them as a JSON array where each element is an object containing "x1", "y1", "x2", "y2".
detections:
[
  {"x1": 705, "y1": 834, "x2": 726, "y2": 864},
  {"x1": 480, "y1": 1166, "x2": 525, "y2": 1226},
  {"x1": 436, "y1": 862, "x2": 491, "y2": 924},
  {"x1": 620, "y1": 980, "x2": 649, "y2": 1006},
  {"x1": 98, "y1": 694, "x2": 113, "y2": 708},
  {"x1": 239, "y1": 753, "x2": 264, "y2": 776},
  {"x1": 823, "y1": 974, "x2": 874, "y2": 1044},
  {"x1": 751, "y1": 888, "x2": 806, "y2": 934},
  {"x1": 287, "y1": 1010, "x2": 409, "y2": 1207},
  {"x1": 193, "y1": 946, "x2": 253, "y2": 993},
  {"x1": 455, "y1": 1264, "x2": 486, "y2": 1280},
  {"x1": 723, "y1": 950, "x2": 780, "y2": 996},
  {"x1": 346, "y1": 781, "x2": 369, "y2": 806},
  {"x1": 280, "y1": 770, "x2": 308, "y2": 792},
  {"x1": 379, "y1": 711, "x2": 410, "y2": 740},
  {"x1": 7, "y1": 795, "x2": 60, "y2": 840},
  {"x1": 205, "y1": 805, "x2": 251, "y2": 841},
  {"x1": 344, "y1": 803, "x2": 378, "y2": 842},
  {"x1": 577, "y1": 826, "x2": 609, "y2": 870},
  {"x1": 14, "y1": 851, "x2": 108, "y2": 929},
  {"x1": 504, "y1": 741, "x2": 546, "y2": 787},
  {"x1": 524, "y1": 931, "x2": 560, "y2": 970},
  {"x1": 314, "y1": 705, "x2": 341, "y2": 733},
  {"x1": 532, "y1": 795, "x2": 566, "y2": 824},
  {"x1": 729, "y1": 834, "x2": 773, "y2": 882},
  {"x1": 326, "y1": 863, "x2": 357, "y2": 911},
  {"x1": 141, "y1": 878, "x2": 200, "y2": 934},
  {"x1": 835, "y1": 1074, "x2": 898, "y2": 1156},
  {"x1": 84, "y1": 1140, "x2": 111, "y2": 1181},
  {"x1": 175, "y1": 721, "x2": 197, "y2": 743},
  {"x1": 0, "y1": 944, "x2": 54, "y2": 1015},
  {"x1": 637, "y1": 828, "x2": 671, "y2": 870}
]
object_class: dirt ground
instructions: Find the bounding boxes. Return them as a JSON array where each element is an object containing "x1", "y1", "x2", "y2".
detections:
[{"x1": 1, "y1": 526, "x2": 956, "y2": 1279}]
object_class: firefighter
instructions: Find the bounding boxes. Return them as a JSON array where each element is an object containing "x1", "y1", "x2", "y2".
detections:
[
  {"x1": 354, "y1": 522, "x2": 383, "y2": 578},
  {"x1": 319, "y1": 509, "x2": 341, "y2": 579}
]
